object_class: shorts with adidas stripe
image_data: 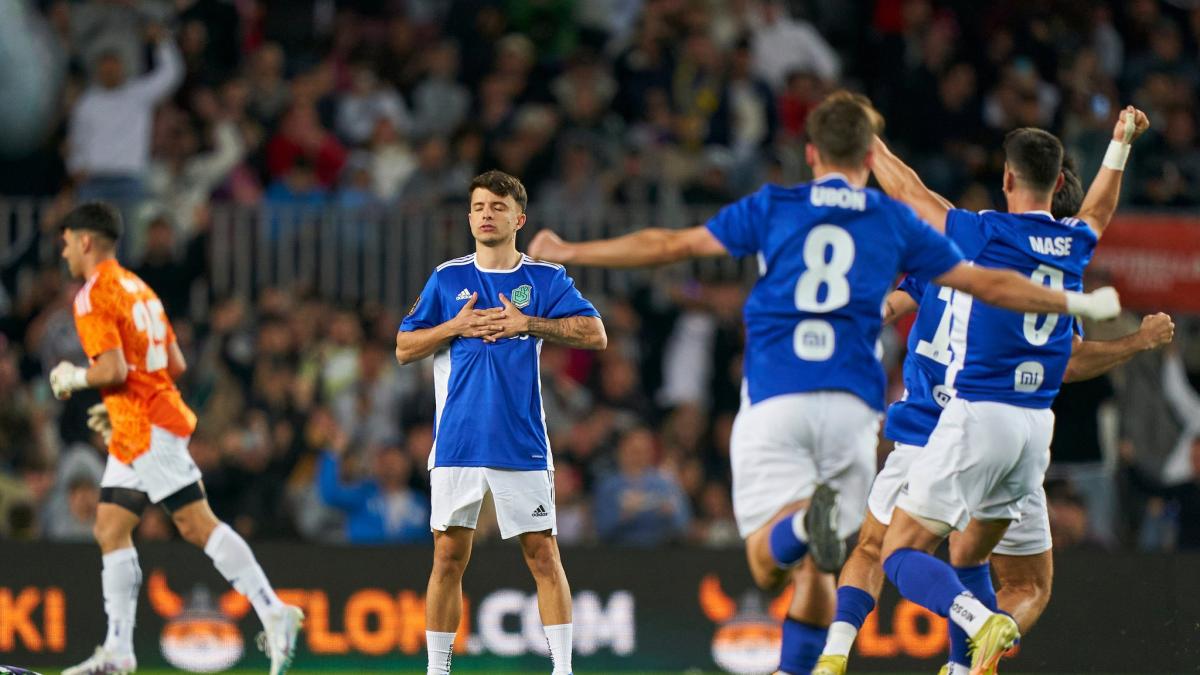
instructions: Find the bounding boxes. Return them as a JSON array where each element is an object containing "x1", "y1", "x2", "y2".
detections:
[{"x1": 430, "y1": 467, "x2": 557, "y2": 539}]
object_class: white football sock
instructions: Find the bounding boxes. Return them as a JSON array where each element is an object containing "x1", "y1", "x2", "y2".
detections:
[
  {"x1": 544, "y1": 623, "x2": 573, "y2": 675},
  {"x1": 204, "y1": 522, "x2": 282, "y2": 624},
  {"x1": 821, "y1": 620, "x2": 858, "y2": 657},
  {"x1": 426, "y1": 630, "x2": 456, "y2": 674},
  {"x1": 101, "y1": 547, "x2": 141, "y2": 656},
  {"x1": 948, "y1": 592, "x2": 992, "y2": 637},
  {"x1": 949, "y1": 663, "x2": 971, "y2": 675}
]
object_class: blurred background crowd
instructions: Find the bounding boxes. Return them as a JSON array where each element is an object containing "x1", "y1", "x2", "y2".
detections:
[{"x1": 1, "y1": 0, "x2": 1200, "y2": 553}]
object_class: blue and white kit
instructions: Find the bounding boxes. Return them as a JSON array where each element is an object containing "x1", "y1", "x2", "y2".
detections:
[
  {"x1": 891, "y1": 209, "x2": 1098, "y2": 535},
  {"x1": 703, "y1": 175, "x2": 965, "y2": 537},
  {"x1": 400, "y1": 253, "x2": 599, "y2": 538}
]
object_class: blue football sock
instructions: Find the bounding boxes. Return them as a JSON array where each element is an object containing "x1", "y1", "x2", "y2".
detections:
[
  {"x1": 768, "y1": 513, "x2": 807, "y2": 567},
  {"x1": 834, "y1": 585, "x2": 876, "y2": 630},
  {"x1": 882, "y1": 548, "x2": 967, "y2": 616},
  {"x1": 949, "y1": 563, "x2": 997, "y2": 665},
  {"x1": 779, "y1": 618, "x2": 827, "y2": 674}
]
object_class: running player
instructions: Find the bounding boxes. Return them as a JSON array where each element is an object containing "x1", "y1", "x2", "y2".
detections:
[
  {"x1": 814, "y1": 112, "x2": 1160, "y2": 675},
  {"x1": 527, "y1": 92, "x2": 1120, "y2": 674},
  {"x1": 53, "y1": 203, "x2": 303, "y2": 675},
  {"x1": 396, "y1": 170, "x2": 607, "y2": 675},
  {"x1": 864, "y1": 110, "x2": 1150, "y2": 674}
]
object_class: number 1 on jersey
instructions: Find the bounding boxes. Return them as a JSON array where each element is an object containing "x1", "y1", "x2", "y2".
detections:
[{"x1": 132, "y1": 299, "x2": 169, "y2": 372}]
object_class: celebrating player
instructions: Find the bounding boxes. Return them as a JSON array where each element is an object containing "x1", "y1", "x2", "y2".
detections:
[
  {"x1": 815, "y1": 109, "x2": 1157, "y2": 675},
  {"x1": 395, "y1": 170, "x2": 607, "y2": 675},
  {"x1": 528, "y1": 92, "x2": 1120, "y2": 674},
  {"x1": 53, "y1": 203, "x2": 303, "y2": 675},
  {"x1": 849, "y1": 109, "x2": 1151, "y2": 675}
]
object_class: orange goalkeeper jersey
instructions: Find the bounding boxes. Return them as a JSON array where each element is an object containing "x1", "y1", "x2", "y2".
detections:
[{"x1": 73, "y1": 259, "x2": 197, "y2": 463}]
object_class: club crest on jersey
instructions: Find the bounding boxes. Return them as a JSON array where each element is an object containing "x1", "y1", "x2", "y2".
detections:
[{"x1": 511, "y1": 284, "x2": 532, "y2": 309}]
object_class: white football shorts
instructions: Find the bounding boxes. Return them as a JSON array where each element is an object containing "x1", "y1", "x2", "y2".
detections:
[
  {"x1": 430, "y1": 466, "x2": 557, "y2": 539},
  {"x1": 100, "y1": 426, "x2": 203, "y2": 503},
  {"x1": 869, "y1": 441, "x2": 1051, "y2": 555},
  {"x1": 896, "y1": 398, "x2": 1053, "y2": 533},
  {"x1": 730, "y1": 390, "x2": 881, "y2": 539}
]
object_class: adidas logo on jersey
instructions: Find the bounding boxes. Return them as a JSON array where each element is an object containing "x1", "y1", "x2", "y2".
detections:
[
  {"x1": 531, "y1": 504, "x2": 549, "y2": 517},
  {"x1": 455, "y1": 288, "x2": 472, "y2": 301},
  {"x1": 1028, "y1": 235, "x2": 1072, "y2": 256}
]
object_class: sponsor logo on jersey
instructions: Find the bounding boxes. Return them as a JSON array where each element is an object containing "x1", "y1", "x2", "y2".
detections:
[
  {"x1": 407, "y1": 295, "x2": 421, "y2": 316},
  {"x1": 1028, "y1": 235, "x2": 1072, "y2": 256},
  {"x1": 455, "y1": 288, "x2": 472, "y2": 301},
  {"x1": 511, "y1": 284, "x2": 532, "y2": 308}
]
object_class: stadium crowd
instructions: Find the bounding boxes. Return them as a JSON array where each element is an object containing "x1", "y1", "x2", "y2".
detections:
[{"x1": 2, "y1": 0, "x2": 1200, "y2": 551}]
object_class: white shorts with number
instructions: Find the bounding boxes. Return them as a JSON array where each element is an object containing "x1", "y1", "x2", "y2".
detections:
[
  {"x1": 430, "y1": 467, "x2": 556, "y2": 539},
  {"x1": 730, "y1": 391, "x2": 881, "y2": 539},
  {"x1": 870, "y1": 441, "x2": 1052, "y2": 555},
  {"x1": 100, "y1": 426, "x2": 202, "y2": 504},
  {"x1": 896, "y1": 398, "x2": 1053, "y2": 533}
]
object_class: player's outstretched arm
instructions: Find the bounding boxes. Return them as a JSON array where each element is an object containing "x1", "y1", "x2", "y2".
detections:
[
  {"x1": 481, "y1": 293, "x2": 607, "y2": 350},
  {"x1": 49, "y1": 348, "x2": 128, "y2": 399},
  {"x1": 1075, "y1": 105, "x2": 1150, "y2": 237},
  {"x1": 395, "y1": 292, "x2": 503, "y2": 364},
  {"x1": 934, "y1": 263, "x2": 1121, "y2": 320},
  {"x1": 869, "y1": 136, "x2": 953, "y2": 232},
  {"x1": 883, "y1": 289, "x2": 919, "y2": 326},
  {"x1": 528, "y1": 226, "x2": 727, "y2": 268},
  {"x1": 1065, "y1": 313, "x2": 1174, "y2": 382}
]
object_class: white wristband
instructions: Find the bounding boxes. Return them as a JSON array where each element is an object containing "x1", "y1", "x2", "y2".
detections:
[
  {"x1": 1102, "y1": 140, "x2": 1130, "y2": 171},
  {"x1": 68, "y1": 367, "x2": 89, "y2": 392}
]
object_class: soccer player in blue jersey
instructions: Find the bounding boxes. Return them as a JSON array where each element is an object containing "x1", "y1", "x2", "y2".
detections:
[
  {"x1": 815, "y1": 113, "x2": 1165, "y2": 675},
  {"x1": 528, "y1": 92, "x2": 1120, "y2": 675},
  {"x1": 396, "y1": 170, "x2": 607, "y2": 675},
  {"x1": 844, "y1": 110, "x2": 1152, "y2": 674}
]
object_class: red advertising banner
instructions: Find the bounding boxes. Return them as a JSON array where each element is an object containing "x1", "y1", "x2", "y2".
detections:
[{"x1": 1092, "y1": 214, "x2": 1200, "y2": 312}]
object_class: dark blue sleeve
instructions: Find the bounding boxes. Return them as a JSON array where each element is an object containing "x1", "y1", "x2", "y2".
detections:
[
  {"x1": 897, "y1": 275, "x2": 928, "y2": 301},
  {"x1": 544, "y1": 267, "x2": 600, "y2": 319},
  {"x1": 944, "y1": 208, "x2": 995, "y2": 260},
  {"x1": 895, "y1": 204, "x2": 965, "y2": 281},
  {"x1": 703, "y1": 186, "x2": 770, "y2": 258},
  {"x1": 399, "y1": 270, "x2": 443, "y2": 331}
]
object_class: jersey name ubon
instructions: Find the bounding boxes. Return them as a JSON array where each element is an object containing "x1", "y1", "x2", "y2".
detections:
[{"x1": 704, "y1": 175, "x2": 963, "y2": 411}]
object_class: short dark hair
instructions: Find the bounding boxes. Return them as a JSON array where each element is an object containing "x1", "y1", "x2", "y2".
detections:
[
  {"x1": 1052, "y1": 153, "x2": 1083, "y2": 219},
  {"x1": 1003, "y1": 128, "x2": 1064, "y2": 194},
  {"x1": 469, "y1": 170, "x2": 528, "y2": 212},
  {"x1": 806, "y1": 91, "x2": 884, "y2": 167},
  {"x1": 61, "y1": 202, "x2": 123, "y2": 243}
]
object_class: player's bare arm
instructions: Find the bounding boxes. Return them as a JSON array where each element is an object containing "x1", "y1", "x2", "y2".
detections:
[
  {"x1": 1075, "y1": 106, "x2": 1150, "y2": 237},
  {"x1": 49, "y1": 348, "x2": 127, "y2": 400},
  {"x1": 528, "y1": 225, "x2": 727, "y2": 267},
  {"x1": 395, "y1": 292, "x2": 504, "y2": 364},
  {"x1": 1065, "y1": 312, "x2": 1174, "y2": 382},
  {"x1": 480, "y1": 292, "x2": 607, "y2": 349},
  {"x1": 933, "y1": 263, "x2": 1120, "y2": 320},
  {"x1": 883, "y1": 289, "x2": 919, "y2": 326},
  {"x1": 868, "y1": 136, "x2": 952, "y2": 232},
  {"x1": 167, "y1": 341, "x2": 187, "y2": 380}
]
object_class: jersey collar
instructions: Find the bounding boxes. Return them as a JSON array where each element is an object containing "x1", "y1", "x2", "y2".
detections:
[
  {"x1": 1019, "y1": 210, "x2": 1054, "y2": 219},
  {"x1": 473, "y1": 255, "x2": 524, "y2": 273},
  {"x1": 813, "y1": 172, "x2": 851, "y2": 185}
]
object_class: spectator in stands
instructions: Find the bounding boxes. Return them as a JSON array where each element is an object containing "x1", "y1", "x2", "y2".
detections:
[
  {"x1": 749, "y1": 0, "x2": 839, "y2": 89},
  {"x1": 336, "y1": 62, "x2": 411, "y2": 147},
  {"x1": 69, "y1": 24, "x2": 182, "y2": 212},
  {"x1": 316, "y1": 432, "x2": 431, "y2": 544},
  {"x1": 411, "y1": 41, "x2": 471, "y2": 139},
  {"x1": 594, "y1": 427, "x2": 691, "y2": 546}
]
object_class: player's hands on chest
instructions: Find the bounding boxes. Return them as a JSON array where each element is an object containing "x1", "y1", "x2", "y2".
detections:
[{"x1": 449, "y1": 289, "x2": 536, "y2": 344}]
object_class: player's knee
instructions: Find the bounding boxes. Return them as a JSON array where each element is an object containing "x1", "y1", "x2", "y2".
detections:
[
  {"x1": 93, "y1": 518, "x2": 127, "y2": 550},
  {"x1": 521, "y1": 537, "x2": 562, "y2": 580},
  {"x1": 172, "y1": 509, "x2": 218, "y2": 547},
  {"x1": 432, "y1": 543, "x2": 470, "y2": 579}
]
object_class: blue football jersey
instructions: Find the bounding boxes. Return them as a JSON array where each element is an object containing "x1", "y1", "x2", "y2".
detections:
[
  {"x1": 883, "y1": 275, "x2": 954, "y2": 447},
  {"x1": 399, "y1": 253, "x2": 599, "y2": 470},
  {"x1": 942, "y1": 209, "x2": 1097, "y2": 408},
  {"x1": 705, "y1": 175, "x2": 964, "y2": 411}
]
